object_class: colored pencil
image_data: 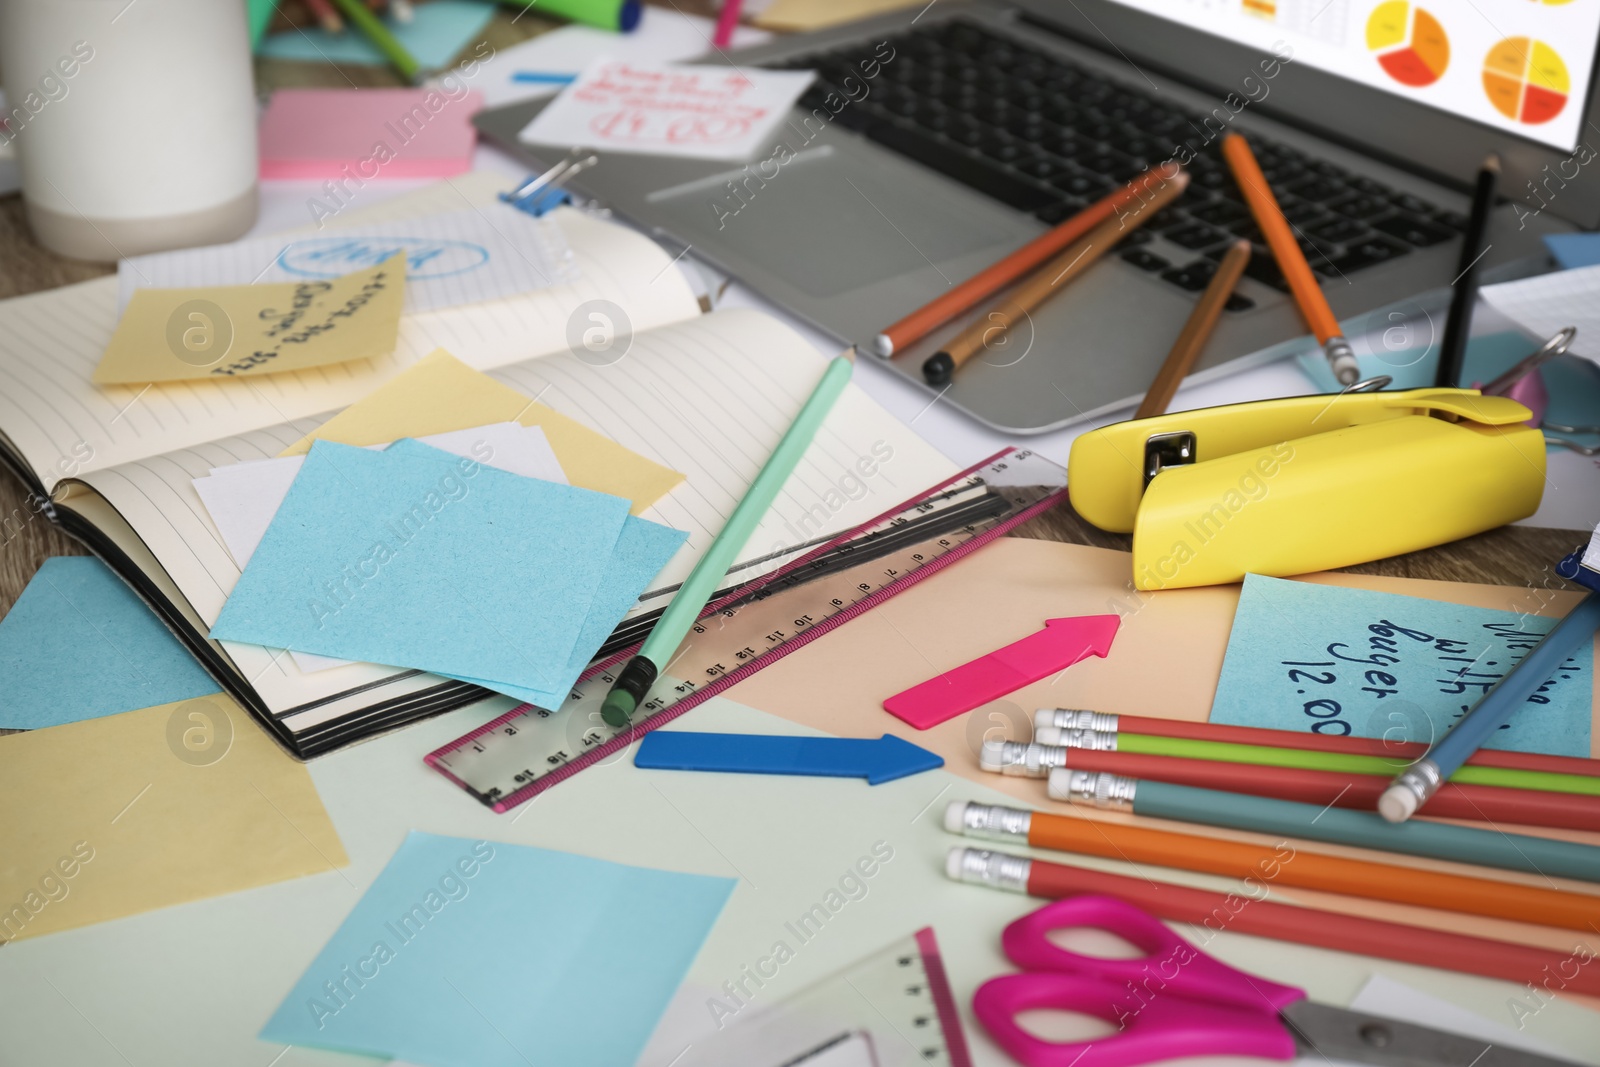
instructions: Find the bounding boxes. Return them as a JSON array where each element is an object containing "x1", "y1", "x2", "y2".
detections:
[
  {"x1": 1047, "y1": 773, "x2": 1600, "y2": 882},
  {"x1": 1222, "y1": 133, "x2": 1358, "y2": 385},
  {"x1": 947, "y1": 800, "x2": 1600, "y2": 930},
  {"x1": 304, "y1": 0, "x2": 344, "y2": 32},
  {"x1": 713, "y1": 0, "x2": 743, "y2": 48},
  {"x1": 874, "y1": 165, "x2": 1183, "y2": 358},
  {"x1": 1030, "y1": 719, "x2": 1600, "y2": 796},
  {"x1": 947, "y1": 846, "x2": 1600, "y2": 997},
  {"x1": 1034, "y1": 709, "x2": 1600, "y2": 778},
  {"x1": 923, "y1": 171, "x2": 1188, "y2": 385},
  {"x1": 1384, "y1": 590, "x2": 1600, "y2": 821},
  {"x1": 327, "y1": 0, "x2": 421, "y2": 81},
  {"x1": 1004, "y1": 743, "x2": 1600, "y2": 833},
  {"x1": 1435, "y1": 154, "x2": 1500, "y2": 388},
  {"x1": 1135, "y1": 239, "x2": 1249, "y2": 418},
  {"x1": 600, "y1": 349, "x2": 856, "y2": 727}
]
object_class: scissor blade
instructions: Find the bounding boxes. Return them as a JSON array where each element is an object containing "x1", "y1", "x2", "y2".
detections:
[{"x1": 1280, "y1": 1001, "x2": 1586, "y2": 1067}]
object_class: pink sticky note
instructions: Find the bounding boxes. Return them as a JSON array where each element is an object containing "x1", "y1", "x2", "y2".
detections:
[
  {"x1": 883, "y1": 616, "x2": 1119, "y2": 730},
  {"x1": 259, "y1": 88, "x2": 482, "y2": 180}
]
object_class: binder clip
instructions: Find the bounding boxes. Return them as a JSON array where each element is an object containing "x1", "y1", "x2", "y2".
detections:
[
  {"x1": 1069, "y1": 385, "x2": 1547, "y2": 590},
  {"x1": 501, "y1": 149, "x2": 598, "y2": 218}
]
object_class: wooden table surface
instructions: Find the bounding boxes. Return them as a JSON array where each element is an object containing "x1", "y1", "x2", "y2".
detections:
[{"x1": 0, "y1": 3, "x2": 1586, "y2": 616}]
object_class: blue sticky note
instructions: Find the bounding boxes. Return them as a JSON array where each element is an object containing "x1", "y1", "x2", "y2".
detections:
[
  {"x1": 261, "y1": 832, "x2": 734, "y2": 1067},
  {"x1": 454, "y1": 515, "x2": 688, "y2": 706},
  {"x1": 1545, "y1": 233, "x2": 1600, "y2": 270},
  {"x1": 1210, "y1": 576, "x2": 1593, "y2": 757},
  {"x1": 0, "y1": 557, "x2": 218, "y2": 730},
  {"x1": 257, "y1": 1, "x2": 496, "y2": 70},
  {"x1": 212, "y1": 440, "x2": 631, "y2": 696}
]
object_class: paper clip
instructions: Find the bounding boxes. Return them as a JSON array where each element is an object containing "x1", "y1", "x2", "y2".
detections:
[{"x1": 501, "y1": 149, "x2": 599, "y2": 218}]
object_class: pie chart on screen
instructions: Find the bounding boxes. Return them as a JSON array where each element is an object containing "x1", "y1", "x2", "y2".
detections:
[
  {"x1": 1366, "y1": 2, "x2": 1450, "y2": 88},
  {"x1": 1483, "y1": 37, "x2": 1570, "y2": 124}
]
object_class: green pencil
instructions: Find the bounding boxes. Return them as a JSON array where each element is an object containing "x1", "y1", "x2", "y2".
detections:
[
  {"x1": 600, "y1": 348, "x2": 857, "y2": 727},
  {"x1": 1111, "y1": 733, "x2": 1600, "y2": 796},
  {"x1": 326, "y1": 0, "x2": 422, "y2": 82}
]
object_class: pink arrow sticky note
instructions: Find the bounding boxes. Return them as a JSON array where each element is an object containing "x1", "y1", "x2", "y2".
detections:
[{"x1": 883, "y1": 615, "x2": 1120, "y2": 729}]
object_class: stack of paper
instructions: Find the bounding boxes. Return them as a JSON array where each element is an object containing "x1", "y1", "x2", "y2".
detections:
[{"x1": 209, "y1": 438, "x2": 686, "y2": 708}]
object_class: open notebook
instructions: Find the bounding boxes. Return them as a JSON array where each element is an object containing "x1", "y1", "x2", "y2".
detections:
[{"x1": 0, "y1": 174, "x2": 957, "y2": 757}]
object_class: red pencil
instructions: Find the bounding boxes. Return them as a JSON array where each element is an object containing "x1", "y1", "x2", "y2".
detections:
[
  {"x1": 1053, "y1": 747, "x2": 1600, "y2": 833},
  {"x1": 874, "y1": 164, "x2": 1182, "y2": 357},
  {"x1": 1039, "y1": 710, "x2": 1600, "y2": 778},
  {"x1": 950, "y1": 846, "x2": 1600, "y2": 997}
]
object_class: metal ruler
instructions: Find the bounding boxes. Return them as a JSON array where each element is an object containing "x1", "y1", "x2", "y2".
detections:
[
  {"x1": 426, "y1": 448, "x2": 1068, "y2": 812},
  {"x1": 674, "y1": 927, "x2": 972, "y2": 1067}
]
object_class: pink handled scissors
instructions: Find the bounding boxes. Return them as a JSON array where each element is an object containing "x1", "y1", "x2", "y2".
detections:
[{"x1": 974, "y1": 896, "x2": 1585, "y2": 1067}]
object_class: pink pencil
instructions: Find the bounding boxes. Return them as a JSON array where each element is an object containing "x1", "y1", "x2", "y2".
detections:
[{"x1": 713, "y1": 0, "x2": 743, "y2": 48}]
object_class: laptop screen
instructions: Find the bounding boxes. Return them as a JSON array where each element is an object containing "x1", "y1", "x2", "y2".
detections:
[{"x1": 1100, "y1": 1, "x2": 1600, "y2": 152}]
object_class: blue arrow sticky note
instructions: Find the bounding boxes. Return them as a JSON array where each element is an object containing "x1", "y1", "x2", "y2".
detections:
[
  {"x1": 0, "y1": 557, "x2": 218, "y2": 730},
  {"x1": 635, "y1": 731, "x2": 944, "y2": 784}
]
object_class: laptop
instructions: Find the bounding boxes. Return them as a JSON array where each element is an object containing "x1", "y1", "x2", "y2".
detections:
[{"x1": 474, "y1": 1, "x2": 1600, "y2": 433}]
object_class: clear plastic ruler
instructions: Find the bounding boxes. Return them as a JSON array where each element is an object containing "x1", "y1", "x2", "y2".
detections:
[
  {"x1": 675, "y1": 927, "x2": 973, "y2": 1067},
  {"x1": 426, "y1": 448, "x2": 1068, "y2": 812}
]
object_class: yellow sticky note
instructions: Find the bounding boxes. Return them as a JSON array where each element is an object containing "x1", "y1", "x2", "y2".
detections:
[
  {"x1": 93, "y1": 255, "x2": 405, "y2": 384},
  {"x1": 280, "y1": 349, "x2": 684, "y2": 513},
  {"x1": 0, "y1": 694, "x2": 347, "y2": 943}
]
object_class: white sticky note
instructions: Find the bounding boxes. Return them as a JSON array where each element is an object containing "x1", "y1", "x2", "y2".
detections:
[
  {"x1": 518, "y1": 61, "x2": 814, "y2": 162},
  {"x1": 118, "y1": 207, "x2": 578, "y2": 316}
]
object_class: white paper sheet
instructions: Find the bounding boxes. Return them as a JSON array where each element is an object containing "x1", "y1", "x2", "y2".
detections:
[
  {"x1": 1481, "y1": 264, "x2": 1600, "y2": 362},
  {"x1": 518, "y1": 61, "x2": 814, "y2": 162},
  {"x1": 117, "y1": 207, "x2": 579, "y2": 316},
  {"x1": 193, "y1": 423, "x2": 565, "y2": 673}
]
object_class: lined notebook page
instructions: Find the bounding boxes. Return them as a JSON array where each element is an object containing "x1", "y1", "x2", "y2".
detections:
[
  {"x1": 70, "y1": 308, "x2": 958, "y2": 717},
  {"x1": 0, "y1": 206, "x2": 699, "y2": 495},
  {"x1": 492, "y1": 309, "x2": 960, "y2": 590}
]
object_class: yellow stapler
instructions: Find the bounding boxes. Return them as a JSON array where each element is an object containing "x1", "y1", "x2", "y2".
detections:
[{"x1": 1068, "y1": 388, "x2": 1546, "y2": 590}]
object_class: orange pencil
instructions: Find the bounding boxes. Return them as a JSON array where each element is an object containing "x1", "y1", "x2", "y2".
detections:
[
  {"x1": 874, "y1": 164, "x2": 1183, "y2": 358},
  {"x1": 1221, "y1": 133, "x2": 1358, "y2": 385},
  {"x1": 946, "y1": 800, "x2": 1600, "y2": 933}
]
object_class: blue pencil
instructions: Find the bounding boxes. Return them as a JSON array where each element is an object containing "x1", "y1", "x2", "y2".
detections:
[
  {"x1": 1380, "y1": 589, "x2": 1600, "y2": 822},
  {"x1": 512, "y1": 71, "x2": 578, "y2": 85}
]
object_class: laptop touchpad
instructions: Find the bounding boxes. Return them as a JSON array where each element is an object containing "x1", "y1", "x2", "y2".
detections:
[{"x1": 647, "y1": 146, "x2": 1008, "y2": 298}]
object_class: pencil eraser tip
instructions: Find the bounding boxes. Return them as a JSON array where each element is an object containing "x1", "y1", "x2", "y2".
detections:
[
  {"x1": 1378, "y1": 786, "x2": 1418, "y2": 823},
  {"x1": 978, "y1": 740, "x2": 1005, "y2": 772},
  {"x1": 872, "y1": 334, "x2": 894, "y2": 358},
  {"x1": 1033, "y1": 709, "x2": 1055, "y2": 729},
  {"x1": 943, "y1": 801, "x2": 967, "y2": 833},
  {"x1": 945, "y1": 847, "x2": 967, "y2": 881},
  {"x1": 1034, "y1": 726, "x2": 1063, "y2": 746},
  {"x1": 923, "y1": 352, "x2": 954, "y2": 385}
]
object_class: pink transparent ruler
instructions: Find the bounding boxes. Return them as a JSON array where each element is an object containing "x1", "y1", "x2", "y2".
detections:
[{"x1": 426, "y1": 448, "x2": 1068, "y2": 812}]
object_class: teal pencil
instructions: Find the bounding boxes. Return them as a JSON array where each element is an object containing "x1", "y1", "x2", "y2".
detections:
[
  {"x1": 1049, "y1": 771, "x2": 1600, "y2": 883},
  {"x1": 326, "y1": 0, "x2": 421, "y2": 81},
  {"x1": 601, "y1": 348, "x2": 856, "y2": 726}
]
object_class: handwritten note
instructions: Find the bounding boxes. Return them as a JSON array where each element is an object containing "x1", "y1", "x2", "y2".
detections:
[
  {"x1": 518, "y1": 61, "x2": 815, "y2": 161},
  {"x1": 118, "y1": 208, "x2": 576, "y2": 316},
  {"x1": 94, "y1": 256, "x2": 405, "y2": 384},
  {"x1": 1209, "y1": 576, "x2": 1593, "y2": 757}
]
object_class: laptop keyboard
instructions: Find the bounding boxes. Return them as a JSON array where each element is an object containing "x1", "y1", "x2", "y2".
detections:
[{"x1": 766, "y1": 19, "x2": 1465, "y2": 302}]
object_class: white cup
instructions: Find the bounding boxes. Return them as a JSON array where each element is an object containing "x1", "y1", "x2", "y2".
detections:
[{"x1": 0, "y1": 0, "x2": 259, "y2": 261}]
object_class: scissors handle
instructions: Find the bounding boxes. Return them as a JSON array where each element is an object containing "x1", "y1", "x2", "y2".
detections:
[
  {"x1": 1001, "y1": 896, "x2": 1304, "y2": 1013},
  {"x1": 974, "y1": 972, "x2": 1300, "y2": 1067}
]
